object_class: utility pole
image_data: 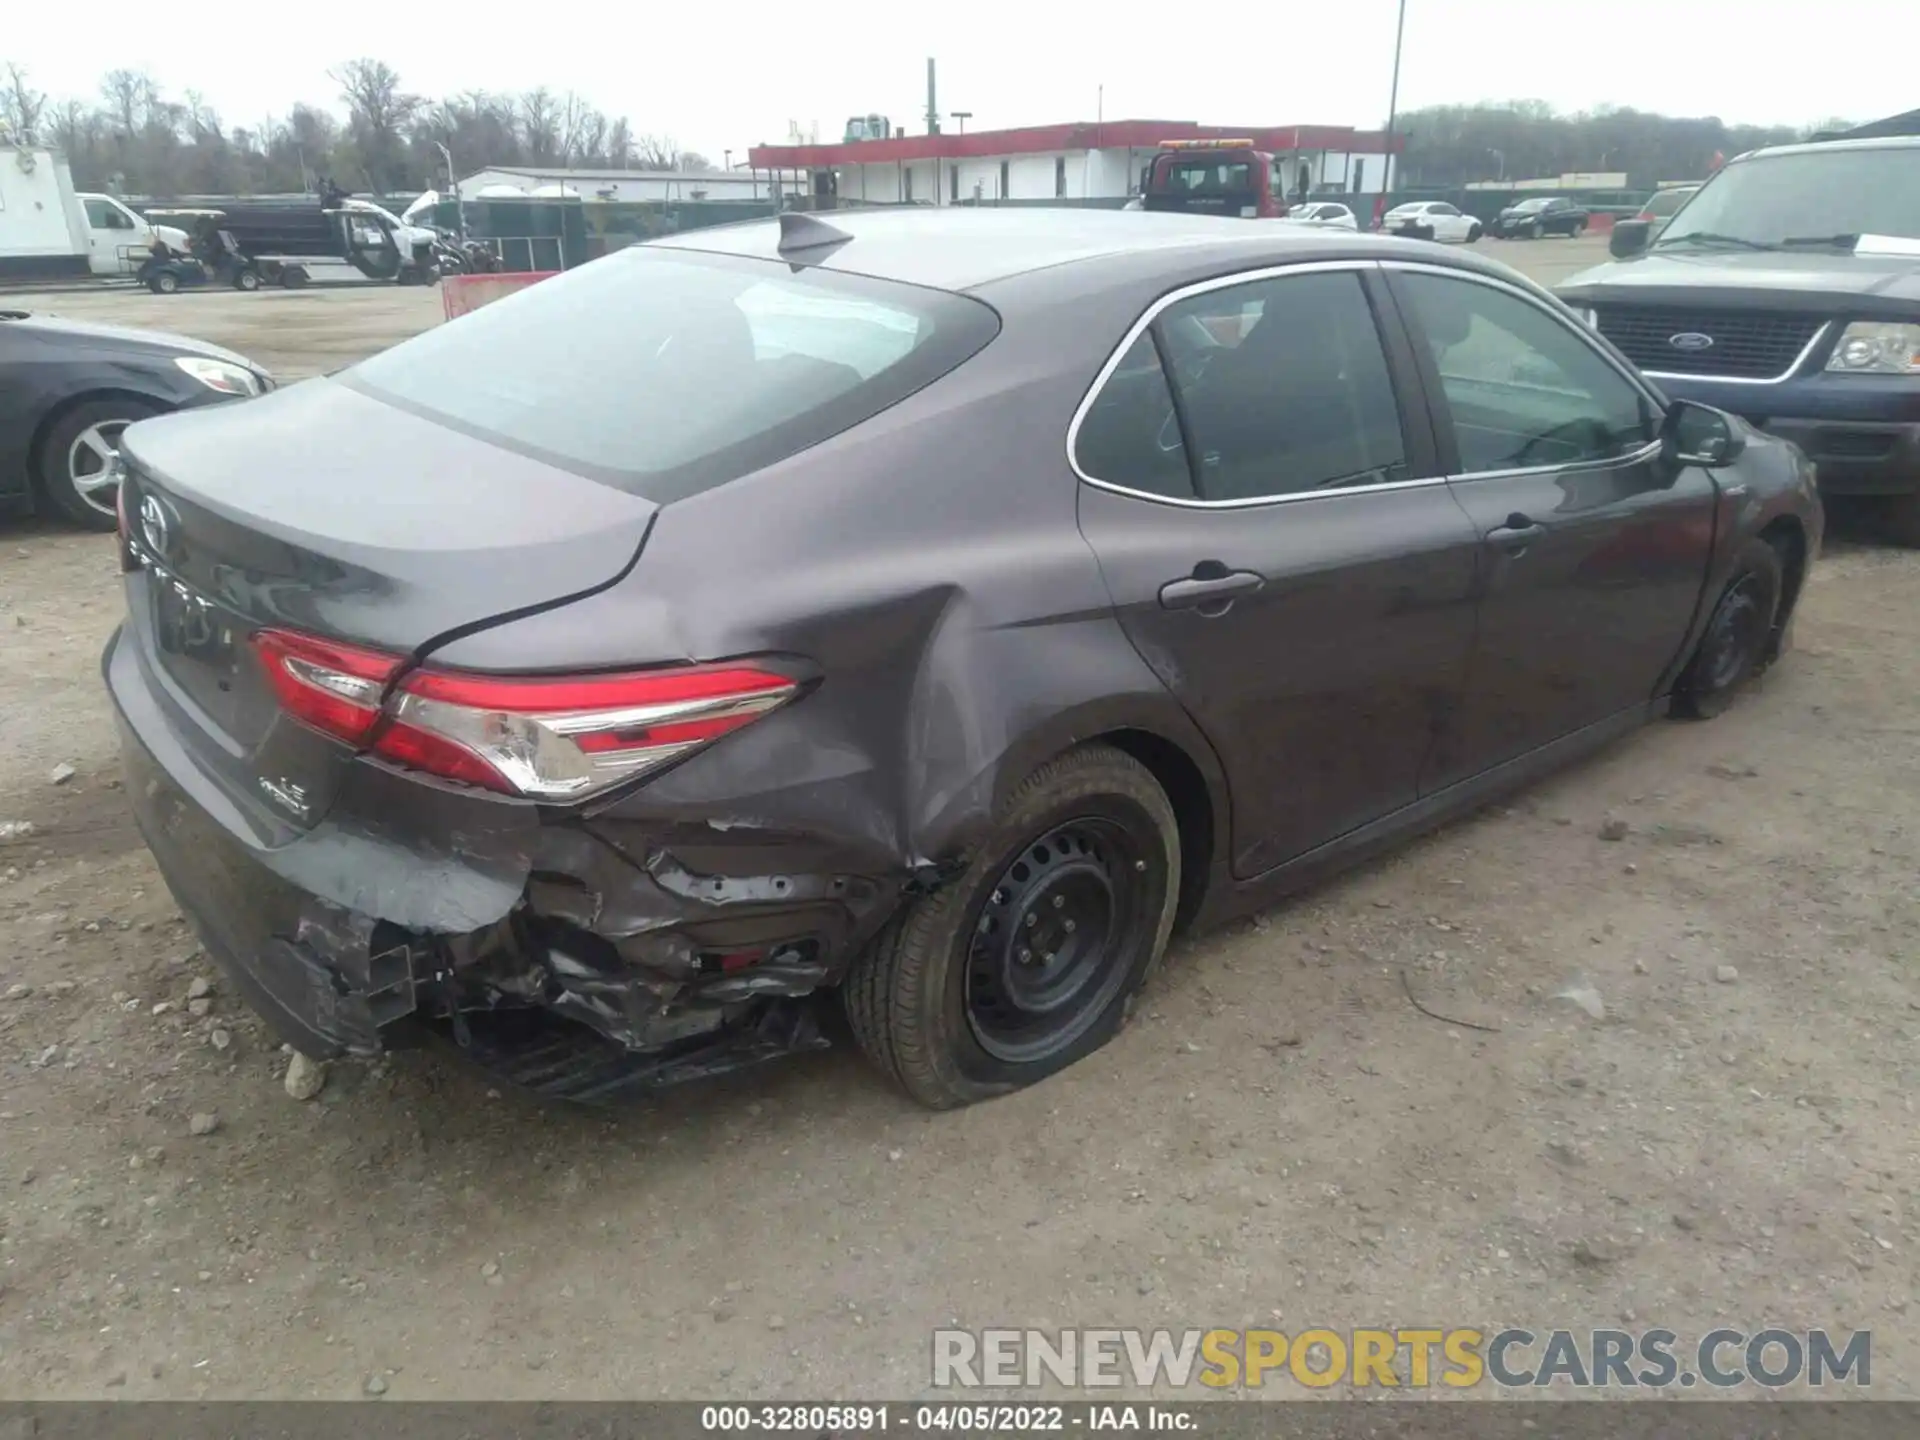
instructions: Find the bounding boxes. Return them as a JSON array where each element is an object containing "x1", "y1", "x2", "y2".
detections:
[
  {"x1": 1381, "y1": 0, "x2": 1408, "y2": 211},
  {"x1": 433, "y1": 141, "x2": 462, "y2": 240},
  {"x1": 925, "y1": 59, "x2": 940, "y2": 135}
]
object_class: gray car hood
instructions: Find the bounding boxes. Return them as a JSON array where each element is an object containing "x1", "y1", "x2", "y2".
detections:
[
  {"x1": 1560, "y1": 248, "x2": 1920, "y2": 316},
  {"x1": 2, "y1": 311, "x2": 260, "y2": 371}
]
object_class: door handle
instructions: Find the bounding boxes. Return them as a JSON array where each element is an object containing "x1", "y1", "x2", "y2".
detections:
[
  {"x1": 1487, "y1": 512, "x2": 1546, "y2": 554},
  {"x1": 1158, "y1": 567, "x2": 1265, "y2": 612}
]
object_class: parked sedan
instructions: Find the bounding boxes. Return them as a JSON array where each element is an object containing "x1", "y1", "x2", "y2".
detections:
[
  {"x1": 1492, "y1": 196, "x2": 1591, "y2": 239},
  {"x1": 1381, "y1": 201, "x2": 1483, "y2": 243},
  {"x1": 1286, "y1": 201, "x2": 1359, "y2": 230},
  {"x1": 106, "y1": 209, "x2": 1820, "y2": 1110},
  {"x1": 0, "y1": 310, "x2": 272, "y2": 530}
]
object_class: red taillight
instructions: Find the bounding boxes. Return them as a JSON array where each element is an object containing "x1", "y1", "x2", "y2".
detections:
[
  {"x1": 251, "y1": 628, "x2": 796, "y2": 800},
  {"x1": 381, "y1": 663, "x2": 795, "y2": 799},
  {"x1": 252, "y1": 629, "x2": 402, "y2": 744}
]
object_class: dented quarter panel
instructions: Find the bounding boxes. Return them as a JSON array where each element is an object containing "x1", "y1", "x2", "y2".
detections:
[{"x1": 426, "y1": 259, "x2": 1238, "y2": 886}]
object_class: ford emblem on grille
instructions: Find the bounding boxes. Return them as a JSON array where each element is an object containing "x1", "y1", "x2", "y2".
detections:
[{"x1": 1668, "y1": 332, "x2": 1716, "y2": 352}]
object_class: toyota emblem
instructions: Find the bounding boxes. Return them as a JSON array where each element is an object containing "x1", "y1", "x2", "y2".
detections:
[{"x1": 138, "y1": 493, "x2": 172, "y2": 556}]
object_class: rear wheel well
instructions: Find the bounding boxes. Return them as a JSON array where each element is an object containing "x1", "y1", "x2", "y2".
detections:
[
  {"x1": 1758, "y1": 515, "x2": 1808, "y2": 659},
  {"x1": 1097, "y1": 728, "x2": 1214, "y2": 931},
  {"x1": 26, "y1": 388, "x2": 170, "y2": 504}
]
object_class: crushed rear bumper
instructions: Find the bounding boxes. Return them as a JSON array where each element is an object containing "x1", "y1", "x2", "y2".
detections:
[{"x1": 104, "y1": 624, "x2": 903, "y2": 1100}]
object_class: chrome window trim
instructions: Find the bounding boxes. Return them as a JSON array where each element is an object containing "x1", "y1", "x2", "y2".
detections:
[
  {"x1": 1432, "y1": 436, "x2": 1667, "y2": 486},
  {"x1": 1066, "y1": 259, "x2": 1443, "y2": 511},
  {"x1": 1639, "y1": 322, "x2": 1831, "y2": 386},
  {"x1": 1378, "y1": 259, "x2": 1673, "y2": 483}
]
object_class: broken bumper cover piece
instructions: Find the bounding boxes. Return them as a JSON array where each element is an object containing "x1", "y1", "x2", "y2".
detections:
[{"x1": 106, "y1": 625, "x2": 898, "y2": 1097}]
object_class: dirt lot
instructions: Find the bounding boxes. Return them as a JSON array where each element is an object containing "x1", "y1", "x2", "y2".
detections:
[{"x1": 1, "y1": 236, "x2": 1916, "y2": 1403}]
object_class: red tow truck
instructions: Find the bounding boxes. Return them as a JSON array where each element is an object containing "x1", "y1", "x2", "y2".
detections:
[{"x1": 1130, "y1": 139, "x2": 1290, "y2": 219}]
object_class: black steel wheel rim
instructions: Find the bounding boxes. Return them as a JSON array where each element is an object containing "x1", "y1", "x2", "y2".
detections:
[
  {"x1": 1704, "y1": 574, "x2": 1767, "y2": 691},
  {"x1": 965, "y1": 816, "x2": 1146, "y2": 1065}
]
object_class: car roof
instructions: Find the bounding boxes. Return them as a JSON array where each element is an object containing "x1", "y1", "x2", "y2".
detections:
[
  {"x1": 1740, "y1": 134, "x2": 1920, "y2": 162},
  {"x1": 651, "y1": 207, "x2": 1382, "y2": 291}
]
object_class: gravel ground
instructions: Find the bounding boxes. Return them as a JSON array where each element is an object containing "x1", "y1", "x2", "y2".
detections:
[{"x1": 1, "y1": 236, "x2": 1915, "y2": 1402}]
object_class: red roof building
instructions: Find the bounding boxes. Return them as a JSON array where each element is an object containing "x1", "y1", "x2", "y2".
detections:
[{"x1": 748, "y1": 119, "x2": 1403, "y2": 207}]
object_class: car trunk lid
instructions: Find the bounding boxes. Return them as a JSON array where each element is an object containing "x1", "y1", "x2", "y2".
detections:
[{"x1": 117, "y1": 378, "x2": 657, "y2": 834}]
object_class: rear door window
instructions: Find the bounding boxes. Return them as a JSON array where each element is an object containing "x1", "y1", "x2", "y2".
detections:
[
  {"x1": 1133, "y1": 271, "x2": 1410, "y2": 502},
  {"x1": 343, "y1": 249, "x2": 1000, "y2": 502},
  {"x1": 1073, "y1": 333, "x2": 1196, "y2": 500}
]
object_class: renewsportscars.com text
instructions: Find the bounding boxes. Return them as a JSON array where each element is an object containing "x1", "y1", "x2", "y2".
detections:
[{"x1": 932, "y1": 1327, "x2": 1871, "y2": 1390}]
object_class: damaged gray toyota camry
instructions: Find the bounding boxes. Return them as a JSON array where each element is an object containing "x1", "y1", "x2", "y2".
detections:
[{"x1": 105, "y1": 208, "x2": 1821, "y2": 1108}]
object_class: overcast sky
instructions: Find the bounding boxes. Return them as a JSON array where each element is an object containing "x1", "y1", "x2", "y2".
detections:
[{"x1": 9, "y1": 0, "x2": 1912, "y2": 161}]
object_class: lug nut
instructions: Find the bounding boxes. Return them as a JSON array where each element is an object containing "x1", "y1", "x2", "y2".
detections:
[
  {"x1": 1052, "y1": 894, "x2": 1065, "y2": 909},
  {"x1": 1018, "y1": 947, "x2": 1032, "y2": 963},
  {"x1": 1024, "y1": 913, "x2": 1037, "y2": 928},
  {"x1": 1064, "y1": 919, "x2": 1077, "y2": 933}
]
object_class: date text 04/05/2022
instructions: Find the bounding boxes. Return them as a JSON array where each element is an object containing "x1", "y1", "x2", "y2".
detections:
[{"x1": 699, "y1": 1403, "x2": 1200, "y2": 1431}]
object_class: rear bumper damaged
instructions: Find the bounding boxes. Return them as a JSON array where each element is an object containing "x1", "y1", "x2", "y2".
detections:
[{"x1": 107, "y1": 628, "x2": 906, "y2": 1101}]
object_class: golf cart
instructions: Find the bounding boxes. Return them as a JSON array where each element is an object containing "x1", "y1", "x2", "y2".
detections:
[{"x1": 138, "y1": 210, "x2": 272, "y2": 293}]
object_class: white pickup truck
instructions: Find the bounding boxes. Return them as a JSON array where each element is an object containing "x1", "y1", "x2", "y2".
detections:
[{"x1": 74, "y1": 192, "x2": 190, "y2": 276}]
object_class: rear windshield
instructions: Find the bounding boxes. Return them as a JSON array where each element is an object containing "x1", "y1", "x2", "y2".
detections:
[
  {"x1": 1152, "y1": 158, "x2": 1255, "y2": 193},
  {"x1": 1642, "y1": 188, "x2": 1694, "y2": 217},
  {"x1": 344, "y1": 247, "x2": 1000, "y2": 501}
]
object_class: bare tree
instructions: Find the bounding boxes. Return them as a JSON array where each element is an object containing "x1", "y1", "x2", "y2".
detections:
[
  {"x1": 1, "y1": 61, "x2": 47, "y2": 144},
  {"x1": 557, "y1": 91, "x2": 608, "y2": 168},
  {"x1": 47, "y1": 98, "x2": 97, "y2": 156},
  {"x1": 517, "y1": 87, "x2": 562, "y2": 164},
  {"x1": 631, "y1": 133, "x2": 678, "y2": 170},
  {"x1": 330, "y1": 58, "x2": 421, "y2": 191},
  {"x1": 676, "y1": 150, "x2": 716, "y2": 173},
  {"x1": 99, "y1": 68, "x2": 157, "y2": 136},
  {"x1": 603, "y1": 116, "x2": 633, "y2": 170}
]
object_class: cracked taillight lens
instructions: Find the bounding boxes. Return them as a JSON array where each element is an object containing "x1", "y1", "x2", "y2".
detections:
[
  {"x1": 252, "y1": 629, "x2": 796, "y2": 800},
  {"x1": 380, "y1": 664, "x2": 796, "y2": 799}
]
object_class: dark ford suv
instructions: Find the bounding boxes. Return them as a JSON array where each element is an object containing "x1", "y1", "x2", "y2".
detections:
[{"x1": 1558, "y1": 136, "x2": 1920, "y2": 543}]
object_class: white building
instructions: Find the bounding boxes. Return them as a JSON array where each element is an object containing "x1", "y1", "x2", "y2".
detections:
[
  {"x1": 456, "y1": 167, "x2": 805, "y2": 203},
  {"x1": 747, "y1": 120, "x2": 1403, "y2": 208}
]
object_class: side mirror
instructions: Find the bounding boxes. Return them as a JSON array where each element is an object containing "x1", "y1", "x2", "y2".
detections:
[
  {"x1": 1610, "y1": 219, "x2": 1652, "y2": 259},
  {"x1": 1664, "y1": 400, "x2": 1744, "y2": 468}
]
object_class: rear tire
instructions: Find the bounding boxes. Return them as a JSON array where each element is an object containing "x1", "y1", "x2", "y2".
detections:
[
  {"x1": 149, "y1": 271, "x2": 179, "y2": 295},
  {"x1": 842, "y1": 744, "x2": 1180, "y2": 1109},
  {"x1": 281, "y1": 266, "x2": 309, "y2": 290},
  {"x1": 233, "y1": 268, "x2": 261, "y2": 291},
  {"x1": 1671, "y1": 537, "x2": 1784, "y2": 719},
  {"x1": 35, "y1": 396, "x2": 163, "y2": 531}
]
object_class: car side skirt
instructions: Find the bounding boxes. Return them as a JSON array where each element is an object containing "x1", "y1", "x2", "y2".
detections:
[{"x1": 1195, "y1": 701, "x2": 1656, "y2": 930}]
